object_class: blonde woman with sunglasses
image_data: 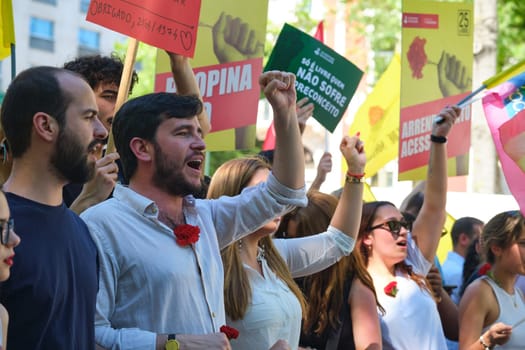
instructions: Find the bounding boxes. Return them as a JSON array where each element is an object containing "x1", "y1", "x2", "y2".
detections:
[{"x1": 353, "y1": 105, "x2": 460, "y2": 350}]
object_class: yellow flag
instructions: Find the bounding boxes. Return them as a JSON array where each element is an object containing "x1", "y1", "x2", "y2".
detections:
[
  {"x1": 362, "y1": 182, "x2": 376, "y2": 203},
  {"x1": 348, "y1": 53, "x2": 400, "y2": 177},
  {"x1": 0, "y1": 0, "x2": 15, "y2": 60},
  {"x1": 436, "y1": 212, "x2": 456, "y2": 264},
  {"x1": 484, "y1": 59, "x2": 525, "y2": 89}
]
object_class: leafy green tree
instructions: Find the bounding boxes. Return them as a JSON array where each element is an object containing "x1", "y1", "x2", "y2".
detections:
[
  {"x1": 114, "y1": 40, "x2": 156, "y2": 98},
  {"x1": 497, "y1": 0, "x2": 525, "y2": 70},
  {"x1": 346, "y1": 0, "x2": 401, "y2": 80}
]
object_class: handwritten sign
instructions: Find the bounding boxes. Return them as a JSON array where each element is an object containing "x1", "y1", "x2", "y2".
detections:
[
  {"x1": 86, "y1": 0, "x2": 201, "y2": 57},
  {"x1": 264, "y1": 23, "x2": 363, "y2": 132}
]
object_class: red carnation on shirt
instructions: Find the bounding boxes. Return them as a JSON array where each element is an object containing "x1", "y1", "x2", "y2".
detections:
[
  {"x1": 173, "y1": 224, "x2": 200, "y2": 247},
  {"x1": 384, "y1": 281, "x2": 398, "y2": 297},
  {"x1": 220, "y1": 325, "x2": 239, "y2": 340},
  {"x1": 478, "y1": 262, "x2": 492, "y2": 276}
]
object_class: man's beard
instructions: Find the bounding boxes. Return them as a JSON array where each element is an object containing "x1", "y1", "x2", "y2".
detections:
[
  {"x1": 50, "y1": 128, "x2": 97, "y2": 184},
  {"x1": 152, "y1": 142, "x2": 202, "y2": 197}
]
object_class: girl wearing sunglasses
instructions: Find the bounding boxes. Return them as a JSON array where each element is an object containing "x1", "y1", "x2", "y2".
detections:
[
  {"x1": 354, "y1": 105, "x2": 461, "y2": 349},
  {"x1": 0, "y1": 190, "x2": 21, "y2": 349}
]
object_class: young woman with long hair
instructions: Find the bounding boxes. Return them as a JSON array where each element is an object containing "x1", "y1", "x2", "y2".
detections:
[
  {"x1": 353, "y1": 106, "x2": 460, "y2": 349},
  {"x1": 207, "y1": 135, "x2": 365, "y2": 350},
  {"x1": 459, "y1": 210, "x2": 525, "y2": 350},
  {"x1": 278, "y1": 190, "x2": 383, "y2": 350}
]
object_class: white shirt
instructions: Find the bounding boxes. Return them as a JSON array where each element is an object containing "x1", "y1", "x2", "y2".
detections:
[
  {"x1": 442, "y1": 250, "x2": 465, "y2": 304},
  {"x1": 377, "y1": 233, "x2": 447, "y2": 350},
  {"x1": 482, "y1": 276, "x2": 525, "y2": 349},
  {"x1": 80, "y1": 173, "x2": 307, "y2": 350},
  {"x1": 229, "y1": 229, "x2": 355, "y2": 350}
]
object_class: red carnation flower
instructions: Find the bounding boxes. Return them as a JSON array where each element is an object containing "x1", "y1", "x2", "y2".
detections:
[
  {"x1": 407, "y1": 36, "x2": 428, "y2": 79},
  {"x1": 173, "y1": 224, "x2": 200, "y2": 247},
  {"x1": 478, "y1": 262, "x2": 492, "y2": 276},
  {"x1": 384, "y1": 281, "x2": 398, "y2": 297},
  {"x1": 220, "y1": 325, "x2": 239, "y2": 340}
]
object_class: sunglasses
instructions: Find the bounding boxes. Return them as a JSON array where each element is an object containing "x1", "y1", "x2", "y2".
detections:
[
  {"x1": 369, "y1": 219, "x2": 411, "y2": 240},
  {"x1": 0, "y1": 218, "x2": 14, "y2": 245}
]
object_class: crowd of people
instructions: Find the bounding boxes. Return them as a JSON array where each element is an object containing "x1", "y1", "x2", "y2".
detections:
[{"x1": 0, "y1": 49, "x2": 523, "y2": 350}]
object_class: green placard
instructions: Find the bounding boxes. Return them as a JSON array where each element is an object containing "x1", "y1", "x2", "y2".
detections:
[{"x1": 265, "y1": 23, "x2": 363, "y2": 132}]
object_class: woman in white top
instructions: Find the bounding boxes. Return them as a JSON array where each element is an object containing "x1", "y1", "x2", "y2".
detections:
[
  {"x1": 459, "y1": 210, "x2": 525, "y2": 350},
  {"x1": 207, "y1": 135, "x2": 366, "y2": 350},
  {"x1": 353, "y1": 105, "x2": 461, "y2": 350},
  {"x1": 0, "y1": 190, "x2": 22, "y2": 349}
]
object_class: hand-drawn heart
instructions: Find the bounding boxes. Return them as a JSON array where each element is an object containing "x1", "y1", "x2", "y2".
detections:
[{"x1": 180, "y1": 31, "x2": 193, "y2": 51}]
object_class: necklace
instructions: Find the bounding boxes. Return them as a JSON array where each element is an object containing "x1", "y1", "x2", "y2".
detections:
[{"x1": 487, "y1": 271, "x2": 518, "y2": 308}]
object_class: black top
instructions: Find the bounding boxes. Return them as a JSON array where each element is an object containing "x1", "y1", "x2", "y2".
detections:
[
  {"x1": 299, "y1": 275, "x2": 356, "y2": 350},
  {"x1": 0, "y1": 193, "x2": 98, "y2": 349}
]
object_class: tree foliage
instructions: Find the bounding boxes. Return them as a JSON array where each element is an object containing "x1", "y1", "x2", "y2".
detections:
[
  {"x1": 346, "y1": 0, "x2": 524, "y2": 81},
  {"x1": 113, "y1": 40, "x2": 157, "y2": 98},
  {"x1": 346, "y1": 0, "x2": 401, "y2": 81},
  {"x1": 497, "y1": 0, "x2": 525, "y2": 70}
]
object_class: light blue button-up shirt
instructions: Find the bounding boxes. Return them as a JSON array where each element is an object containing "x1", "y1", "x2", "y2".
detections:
[
  {"x1": 80, "y1": 173, "x2": 307, "y2": 350},
  {"x1": 442, "y1": 250, "x2": 465, "y2": 304}
]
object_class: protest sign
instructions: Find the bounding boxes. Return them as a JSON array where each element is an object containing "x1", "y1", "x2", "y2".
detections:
[
  {"x1": 265, "y1": 23, "x2": 363, "y2": 132},
  {"x1": 86, "y1": 0, "x2": 201, "y2": 57},
  {"x1": 155, "y1": 0, "x2": 269, "y2": 151},
  {"x1": 399, "y1": 0, "x2": 473, "y2": 180}
]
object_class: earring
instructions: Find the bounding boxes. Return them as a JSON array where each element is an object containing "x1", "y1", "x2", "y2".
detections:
[
  {"x1": 0, "y1": 141, "x2": 7, "y2": 165},
  {"x1": 257, "y1": 244, "x2": 265, "y2": 263},
  {"x1": 238, "y1": 239, "x2": 243, "y2": 250}
]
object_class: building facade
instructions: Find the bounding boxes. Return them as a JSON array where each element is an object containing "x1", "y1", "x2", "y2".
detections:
[{"x1": 0, "y1": 0, "x2": 126, "y2": 91}]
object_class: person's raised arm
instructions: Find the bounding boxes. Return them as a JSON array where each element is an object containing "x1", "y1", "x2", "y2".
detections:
[
  {"x1": 309, "y1": 151, "x2": 332, "y2": 192},
  {"x1": 329, "y1": 135, "x2": 365, "y2": 237},
  {"x1": 296, "y1": 97, "x2": 314, "y2": 135},
  {"x1": 412, "y1": 105, "x2": 460, "y2": 262},
  {"x1": 166, "y1": 51, "x2": 211, "y2": 136},
  {"x1": 260, "y1": 71, "x2": 304, "y2": 190}
]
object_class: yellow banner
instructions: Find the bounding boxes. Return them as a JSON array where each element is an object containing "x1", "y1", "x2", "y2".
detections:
[
  {"x1": 363, "y1": 182, "x2": 377, "y2": 203},
  {"x1": 0, "y1": 0, "x2": 15, "y2": 60},
  {"x1": 399, "y1": 0, "x2": 473, "y2": 180},
  {"x1": 436, "y1": 212, "x2": 456, "y2": 264},
  {"x1": 348, "y1": 53, "x2": 400, "y2": 178}
]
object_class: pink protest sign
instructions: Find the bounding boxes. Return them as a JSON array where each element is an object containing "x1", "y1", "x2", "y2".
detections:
[{"x1": 86, "y1": 0, "x2": 201, "y2": 57}]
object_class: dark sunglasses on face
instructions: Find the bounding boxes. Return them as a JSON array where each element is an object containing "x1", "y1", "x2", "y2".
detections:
[
  {"x1": 0, "y1": 218, "x2": 14, "y2": 245},
  {"x1": 368, "y1": 219, "x2": 411, "y2": 240}
]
